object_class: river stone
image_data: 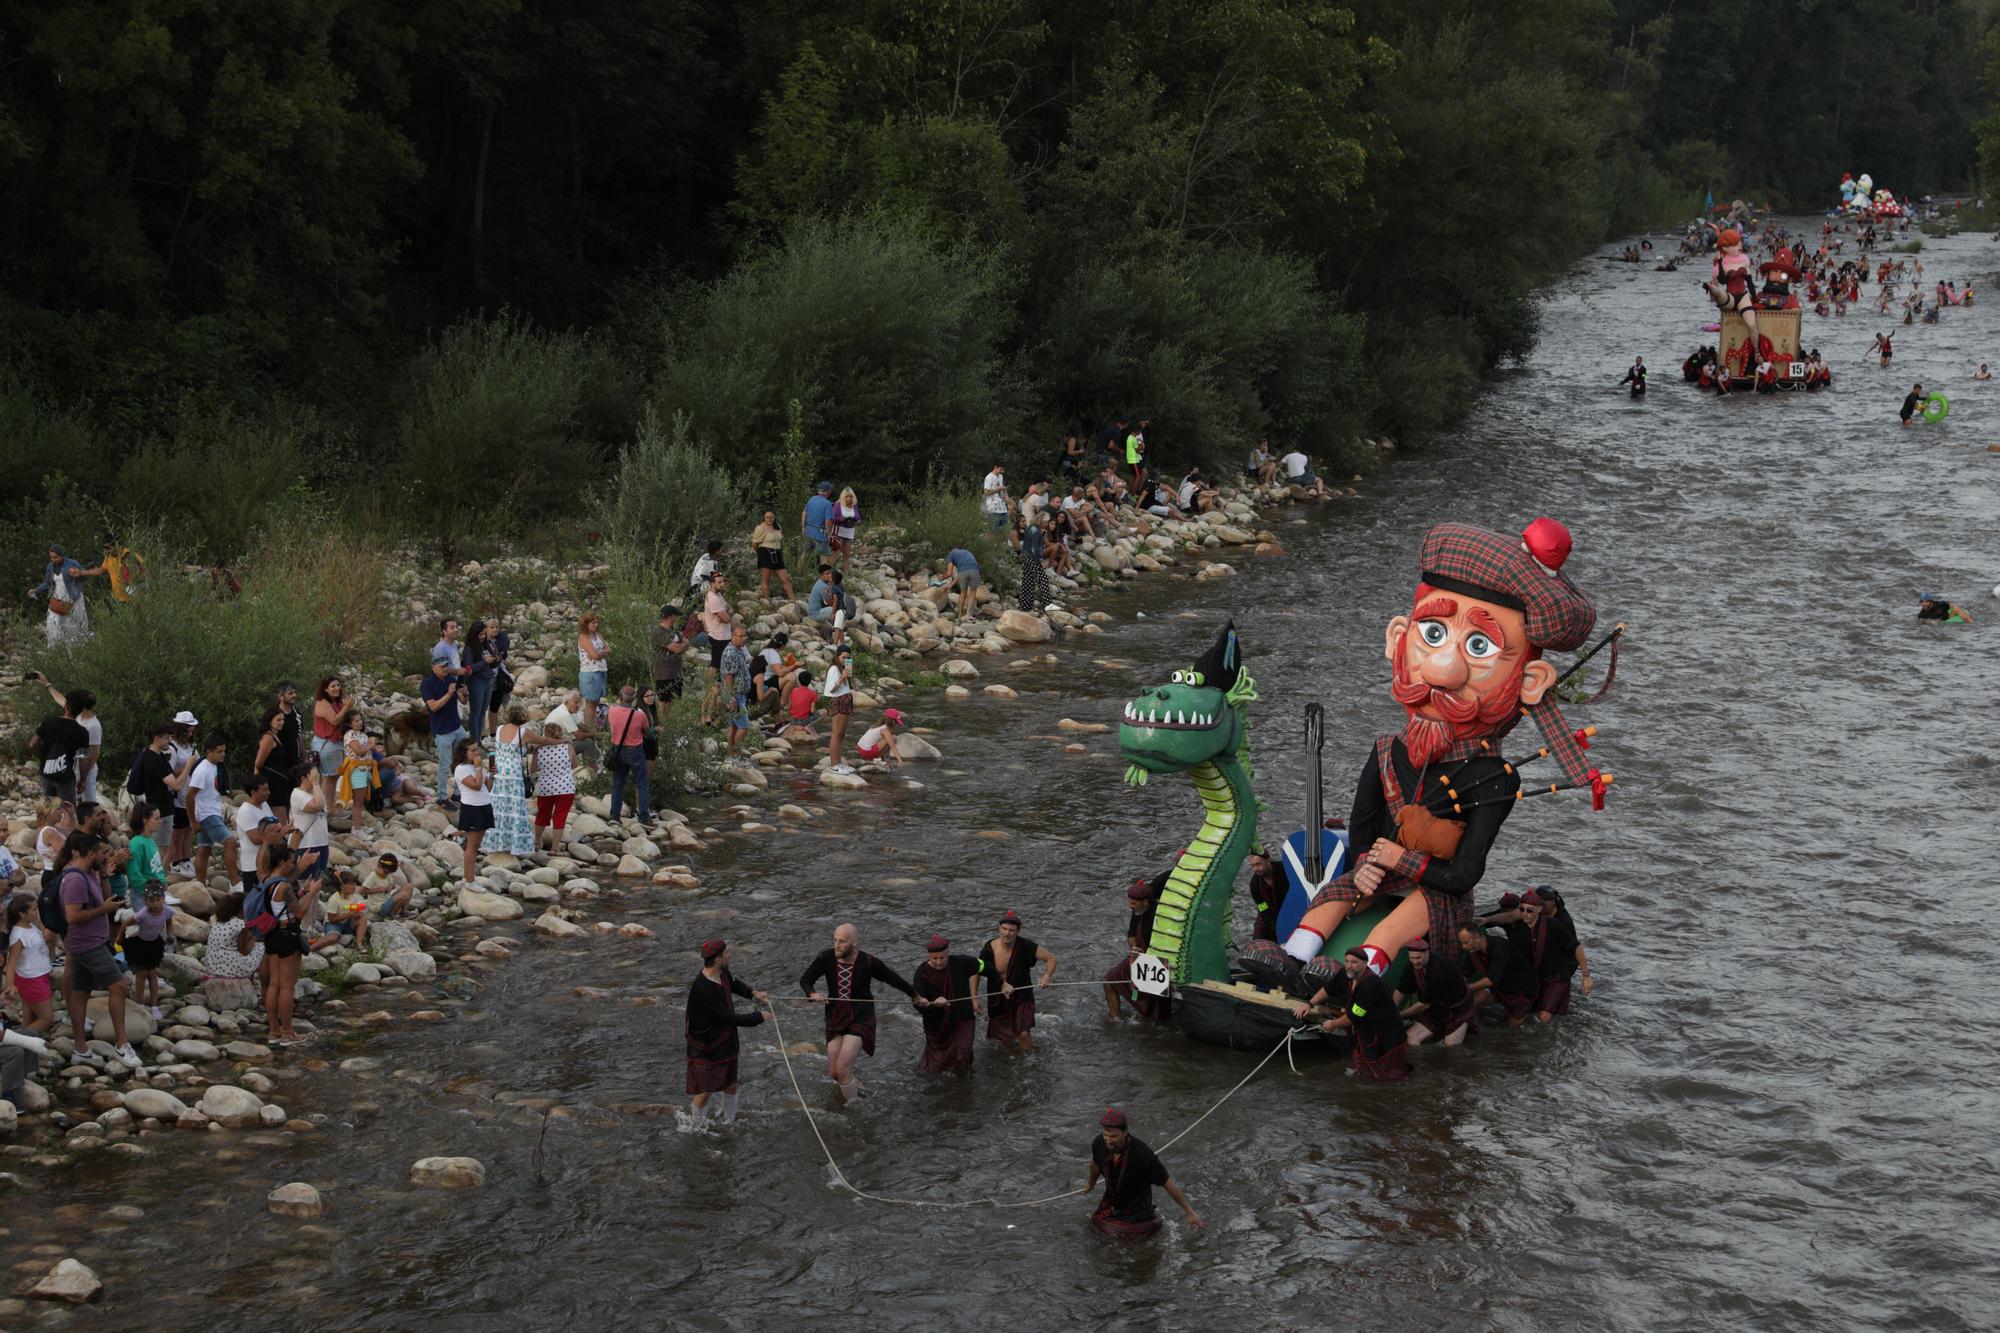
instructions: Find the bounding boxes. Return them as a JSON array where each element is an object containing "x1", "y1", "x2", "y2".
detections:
[
  {"x1": 224, "y1": 1041, "x2": 272, "y2": 1062},
  {"x1": 520, "y1": 882, "x2": 559, "y2": 903},
  {"x1": 614, "y1": 855, "x2": 649, "y2": 876},
  {"x1": 0, "y1": 1101, "x2": 15, "y2": 1135},
  {"x1": 385, "y1": 949, "x2": 437, "y2": 980},
  {"x1": 620, "y1": 835, "x2": 662, "y2": 858},
  {"x1": 87, "y1": 997, "x2": 153, "y2": 1043},
  {"x1": 940, "y1": 658, "x2": 980, "y2": 678},
  {"x1": 16, "y1": 1081, "x2": 51, "y2": 1113},
  {"x1": 28, "y1": 1259, "x2": 102, "y2": 1304},
  {"x1": 174, "y1": 881, "x2": 215, "y2": 917},
  {"x1": 560, "y1": 877, "x2": 597, "y2": 895},
  {"x1": 346, "y1": 962, "x2": 384, "y2": 984},
  {"x1": 1092, "y1": 544, "x2": 1131, "y2": 572},
  {"x1": 1213, "y1": 525, "x2": 1254, "y2": 544},
  {"x1": 122, "y1": 1089, "x2": 189, "y2": 1120},
  {"x1": 943, "y1": 685, "x2": 970, "y2": 701},
  {"x1": 535, "y1": 913, "x2": 586, "y2": 939},
  {"x1": 458, "y1": 887, "x2": 523, "y2": 921},
  {"x1": 616, "y1": 923, "x2": 653, "y2": 939},
  {"x1": 570, "y1": 813, "x2": 613, "y2": 838},
  {"x1": 527, "y1": 866, "x2": 561, "y2": 886},
  {"x1": 267, "y1": 1182, "x2": 323, "y2": 1219},
  {"x1": 171, "y1": 1038, "x2": 222, "y2": 1063},
  {"x1": 410, "y1": 1155, "x2": 486, "y2": 1189},
  {"x1": 180, "y1": 1005, "x2": 212, "y2": 1026},
  {"x1": 996, "y1": 609, "x2": 1052, "y2": 643},
  {"x1": 982, "y1": 684, "x2": 1018, "y2": 699},
  {"x1": 372, "y1": 921, "x2": 420, "y2": 955},
  {"x1": 204, "y1": 977, "x2": 259, "y2": 1010},
  {"x1": 819, "y1": 769, "x2": 868, "y2": 790},
  {"x1": 197, "y1": 1085, "x2": 265, "y2": 1128},
  {"x1": 259, "y1": 1103, "x2": 288, "y2": 1125},
  {"x1": 1056, "y1": 719, "x2": 1109, "y2": 733}
]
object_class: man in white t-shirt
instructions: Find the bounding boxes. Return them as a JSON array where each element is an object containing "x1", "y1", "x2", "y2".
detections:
[
  {"x1": 544, "y1": 690, "x2": 586, "y2": 738},
  {"x1": 982, "y1": 464, "x2": 1010, "y2": 530},
  {"x1": 234, "y1": 774, "x2": 281, "y2": 892},
  {"x1": 1021, "y1": 480, "x2": 1049, "y2": 526},
  {"x1": 1061, "y1": 485, "x2": 1099, "y2": 541},
  {"x1": 1279, "y1": 448, "x2": 1330, "y2": 500},
  {"x1": 187, "y1": 735, "x2": 234, "y2": 885}
]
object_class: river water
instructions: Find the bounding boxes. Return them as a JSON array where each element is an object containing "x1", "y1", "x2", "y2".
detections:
[{"x1": 13, "y1": 225, "x2": 2000, "y2": 1331}]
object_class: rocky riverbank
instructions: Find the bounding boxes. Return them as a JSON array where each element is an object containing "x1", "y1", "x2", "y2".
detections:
[{"x1": 0, "y1": 472, "x2": 1351, "y2": 1308}]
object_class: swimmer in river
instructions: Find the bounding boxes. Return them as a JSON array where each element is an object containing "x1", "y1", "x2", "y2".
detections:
[
  {"x1": 1901, "y1": 383, "x2": 1923, "y2": 427},
  {"x1": 1974, "y1": 364, "x2": 1991, "y2": 381},
  {"x1": 1917, "y1": 593, "x2": 1972, "y2": 623}
]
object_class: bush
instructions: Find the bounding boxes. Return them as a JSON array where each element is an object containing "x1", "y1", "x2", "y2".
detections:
[
  {"x1": 20, "y1": 562, "x2": 332, "y2": 763},
  {"x1": 652, "y1": 212, "x2": 1024, "y2": 494},
  {"x1": 869, "y1": 478, "x2": 1016, "y2": 595},
  {"x1": 108, "y1": 406, "x2": 320, "y2": 562},
  {"x1": 604, "y1": 409, "x2": 746, "y2": 587},
  {"x1": 390, "y1": 314, "x2": 636, "y2": 540}
]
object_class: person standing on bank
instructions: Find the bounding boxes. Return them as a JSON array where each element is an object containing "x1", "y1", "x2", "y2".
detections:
[
  {"x1": 685, "y1": 938, "x2": 770, "y2": 1129},
  {"x1": 800, "y1": 923, "x2": 917, "y2": 1102},
  {"x1": 1086, "y1": 1107, "x2": 1203, "y2": 1238},
  {"x1": 751, "y1": 512, "x2": 797, "y2": 603}
]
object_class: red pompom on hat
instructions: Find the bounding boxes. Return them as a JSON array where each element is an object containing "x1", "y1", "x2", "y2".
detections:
[
  {"x1": 1100, "y1": 1107, "x2": 1129, "y2": 1128},
  {"x1": 1521, "y1": 517, "x2": 1572, "y2": 572},
  {"x1": 927, "y1": 933, "x2": 950, "y2": 952},
  {"x1": 699, "y1": 938, "x2": 727, "y2": 961}
]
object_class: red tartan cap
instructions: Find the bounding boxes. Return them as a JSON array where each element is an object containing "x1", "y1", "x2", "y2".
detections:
[
  {"x1": 1498, "y1": 892, "x2": 1522, "y2": 909},
  {"x1": 1520, "y1": 889, "x2": 1545, "y2": 906},
  {"x1": 927, "y1": 934, "x2": 950, "y2": 952},
  {"x1": 1100, "y1": 1107, "x2": 1128, "y2": 1128},
  {"x1": 1417, "y1": 522, "x2": 1596, "y2": 652},
  {"x1": 1406, "y1": 938, "x2": 1430, "y2": 953},
  {"x1": 699, "y1": 938, "x2": 726, "y2": 961}
]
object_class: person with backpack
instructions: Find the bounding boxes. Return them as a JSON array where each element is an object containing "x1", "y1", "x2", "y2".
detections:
[
  {"x1": 247, "y1": 844, "x2": 312, "y2": 1043},
  {"x1": 50, "y1": 832, "x2": 144, "y2": 1070}
]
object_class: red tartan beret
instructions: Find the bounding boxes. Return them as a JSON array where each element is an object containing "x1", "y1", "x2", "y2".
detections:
[
  {"x1": 927, "y1": 933, "x2": 950, "y2": 952},
  {"x1": 1417, "y1": 521, "x2": 1596, "y2": 652}
]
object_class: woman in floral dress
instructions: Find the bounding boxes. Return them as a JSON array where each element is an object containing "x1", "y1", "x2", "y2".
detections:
[{"x1": 488, "y1": 704, "x2": 537, "y2": 856}]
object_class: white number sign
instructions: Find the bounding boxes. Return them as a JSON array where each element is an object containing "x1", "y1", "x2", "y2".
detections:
[
  {"x1": 1788, "y1": 361, "x2": 1806, "y2": 378},
  {"x1": 1130, "y1": 952, "x2": 1172, "y2": 997}
]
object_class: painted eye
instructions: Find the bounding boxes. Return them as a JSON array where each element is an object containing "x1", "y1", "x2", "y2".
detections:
[
  {"x1": 1189, "y1": 672, "x2": 1205, "y2": 687},
  {"x1": 1170, "y1": 670, "x2": 1185, "y2": 684},
  {"x1": 1418, "y1": 620, "x2": 1449, "y2": 647},
  {"x1": 1464, "y1": 633, "x2": 1500, "y2": 660}
]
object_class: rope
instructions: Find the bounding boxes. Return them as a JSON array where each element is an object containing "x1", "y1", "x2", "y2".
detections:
[
  {"x1": 765, "y1": 1004, "x2": 1305, "y2": 1209},
  {"x1": 771, "y1": 978, "x2": 1109, "y2": 1006}
]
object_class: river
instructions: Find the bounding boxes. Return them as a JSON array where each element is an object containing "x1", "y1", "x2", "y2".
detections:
[{"x1": 12, "y1": 223, "x2": 2000, "y2": 1331}]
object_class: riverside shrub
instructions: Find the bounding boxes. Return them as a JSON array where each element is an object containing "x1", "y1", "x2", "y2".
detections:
[
  {"x1": 22, "y1": 564, "x2": 328, "y2": 761},
  {"x1": 652, "y1": 212, "x2": 1024, "y2": 494}
]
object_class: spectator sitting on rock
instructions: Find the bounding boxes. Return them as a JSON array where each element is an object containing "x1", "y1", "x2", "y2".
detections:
[
  {"x1": 1247, "y1": 438, "x2": 1279, "y2": 484},
  {"x1": 201, "y1": 891, "x2": 264, "y2": 997},
  {"x1": 1279, "y1": 446, "x2": 1331, "y2": 500},
  {"x1": 361, "y1": 852, "x2": 415, "y2": 918},
  {"x1": 313, "y1": 869, "x2": 373, "y2": 952},
  {"x1": 1062, "y1": 485, "x2": 1100, "y2": 542},
  {"x1": 807, "y1": 565, "x2": 841, "y2": 623}
]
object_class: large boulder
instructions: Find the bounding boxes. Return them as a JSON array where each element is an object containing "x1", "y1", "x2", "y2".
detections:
[
  {"x1": 410, "y1": 1156, "x2": 486, "y2": 1189},
  {"x1": 172, "y1": 881, "x2": 216, "y2": 917},
  {"x1": 197, "y1": 1085, "x2": 266, "y2": 1128},
  {"x1": 86, "y1": 996, "x2": 153, "y2": 1043},
  {"x1": 819, "y1": 769, "x2": 868, "y2": 790},
  {"x1": 534, "y1": 913, "x2": 587, "y2": 939},
  {"x1": 940, "y1": 658, "x2": 980, "y2": 679},
  {"x1": 894, "y1": 732, "x2": 942, "y2": 761},
  {"x1": 384, "y1": 949, "x2": 437, "y2": 980},
  {"x1": 371, "y1": 921, "x2": 421, "y2": 955},
  {"x1": 996, "y1": 609, "x2": 1052, "y2": 643},
  {"x1": 457, "y1": 887, "x2": 523, "y2": 921},
  {"x1": 122, "y1": 1088, "x2": 189, "y2": 1112}
]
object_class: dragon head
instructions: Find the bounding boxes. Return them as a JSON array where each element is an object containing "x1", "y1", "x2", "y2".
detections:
[{"x1": 1121, "y1": 622, "x2": 1254, "y2": 784}]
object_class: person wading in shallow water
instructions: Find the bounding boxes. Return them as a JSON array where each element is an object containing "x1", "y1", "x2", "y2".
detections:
[
  {"x1": 799, "y1": 923, "x2": 915, "y2": 1102},
  {"x1": 911, "y1": 934, "x2": 982, "y2": 1074},
  {"x1": 683, "y1": 939, "x2": 770, "y2": 1129},
  {"x1": 1086, "y1": 1107, "x2": 1203, "y2": 1238},
  {"x1": 978, "y1": 910, "x2": 1057, "y2": 1053}
]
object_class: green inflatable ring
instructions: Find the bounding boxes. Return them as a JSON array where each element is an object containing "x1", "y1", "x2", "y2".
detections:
[{"x1": 1922, "y1": 392, "x2": 1949, "y2": 423}]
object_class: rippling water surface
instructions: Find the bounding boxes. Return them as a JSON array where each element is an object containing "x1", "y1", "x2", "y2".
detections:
[{"x1": 14, "y1": 225, "x2": 2000, "y2": 1331}]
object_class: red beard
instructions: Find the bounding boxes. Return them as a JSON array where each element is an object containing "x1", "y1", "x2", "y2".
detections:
[{"x1": 1390, "y1": 630, "x2": 1528, "y2": 767}]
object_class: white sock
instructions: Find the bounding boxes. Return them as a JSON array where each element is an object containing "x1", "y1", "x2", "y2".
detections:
[
  {"x1": 690, "y1": 1100, "x2": 709, "y2": 1125},
  {"x1": 1282, "y1": 928, "x2": 1325, "y2": 963},
  {"x1": 720, "y1": 1092, "x2": 738, "y2": 1123},
  {"x1": 837, "y1": 1078, "x2": 860, "y2": 1103}
]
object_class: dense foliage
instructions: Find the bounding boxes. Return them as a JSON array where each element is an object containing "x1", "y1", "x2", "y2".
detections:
[{"x1": 0, "y1": 0, "x2": 1989, "y2": 584}]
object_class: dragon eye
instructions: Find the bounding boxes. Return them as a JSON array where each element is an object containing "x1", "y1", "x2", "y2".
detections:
[
  {"x1": 1418, "y1": 620, "x2": 1449, "y2": 647},
  {"x1": 1189, "y1": 671, "x2": 1205, "y2": 687},
  {"x1": 1170, "y1": 670, "x2": 1185, "y2": 684}
]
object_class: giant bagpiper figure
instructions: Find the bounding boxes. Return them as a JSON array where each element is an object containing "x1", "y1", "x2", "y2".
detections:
[{"x1": 1245, "y1": 518, "x2": 1609, "y2": 989}]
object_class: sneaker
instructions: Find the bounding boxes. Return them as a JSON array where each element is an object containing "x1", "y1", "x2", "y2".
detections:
[
  {"x1": 171, "y1": 860, "x2": 195, "y2": 878},
  {"x1": 72, "y1": 1048, "x2": 107, "y2": 1069},
  {"x1": 829, "y1": 763, "x2": 855, "y2": 776},
  {"x1": 114, "y1": 1043, "x2": 145, "y2": 1070}
]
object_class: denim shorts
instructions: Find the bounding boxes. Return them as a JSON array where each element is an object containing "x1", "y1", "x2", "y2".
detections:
[
  {"x1": 579, "y1": 670, "x2": 608, "y2": 703},
  {"x1": 196, "y1": 815, "x2": 230, "y2": 847}
]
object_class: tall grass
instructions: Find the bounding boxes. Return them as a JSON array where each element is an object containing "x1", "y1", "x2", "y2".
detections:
[{"x1": 869, "y1": 478, "x2": 1016, "y2": 595}]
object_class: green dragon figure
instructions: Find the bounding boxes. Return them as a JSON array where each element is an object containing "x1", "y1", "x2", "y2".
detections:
[{"x1": 1118, "y1": 622, "x2": 1259, "y2": 988}]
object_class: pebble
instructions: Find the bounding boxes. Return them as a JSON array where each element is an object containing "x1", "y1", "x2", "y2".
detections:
[
  {"x1": 267, "y1": 1182, "x2": 323, "y2": 1219},
  {"x1": 27, "y1": 1259, "x2": 101, "y2": 1304},
  {"x1": 409, "y1": 1156, "x2": 486, "y2": 1189}
]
